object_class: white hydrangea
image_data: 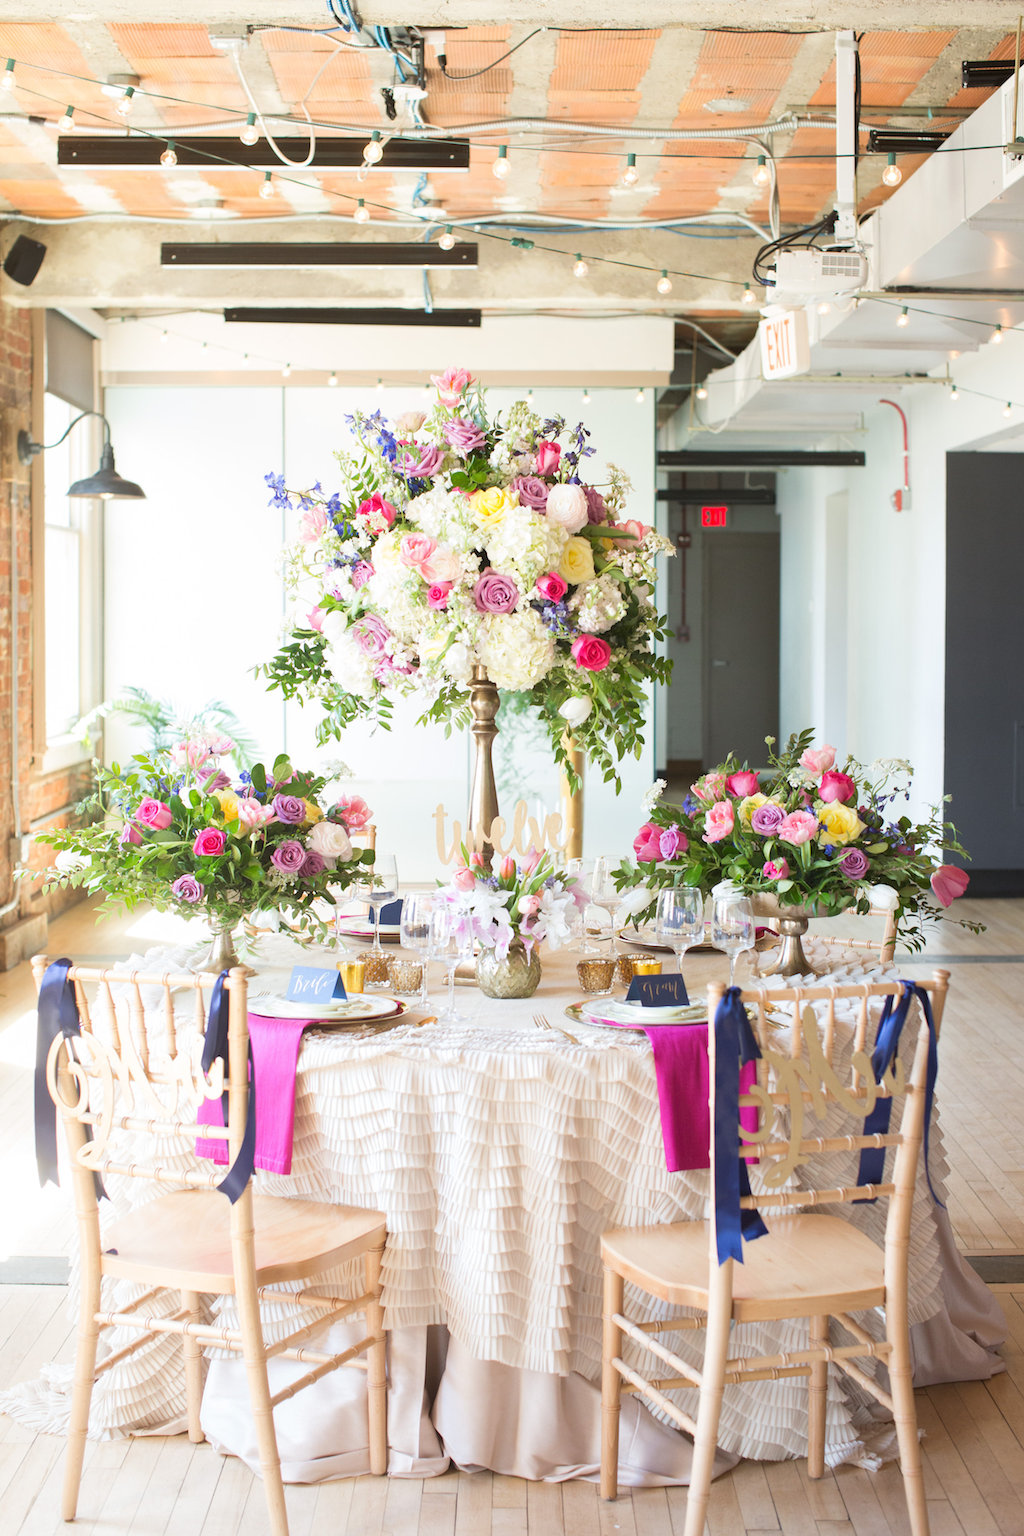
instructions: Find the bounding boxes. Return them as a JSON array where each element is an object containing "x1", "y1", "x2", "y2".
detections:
[
  {"x1": 483, "y1": 507, "x2": 567, "y2": 590},
  {"x1": 477, "y1": 608, "x2": 555, "y2": 691},
  {"x1": 568, "y1": 572, "x2": 627, "y2": 634},
  {"x1": 406, "y1": 486, "x2": 476, "y2": 549},
  {"x1": 323, "y1": 626, "x2": 375, "y2": 697}
]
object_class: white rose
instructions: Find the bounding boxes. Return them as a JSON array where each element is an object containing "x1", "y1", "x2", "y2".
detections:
[
  {"x1": 558, "y1": 695, "x2": 593, "y2": 728},
  {"x1": 544, "y1": 483, "x2": 589, "y2": 534},
  {"x1": 308, "y1": 820, "x2": 353, "y2": 862}
]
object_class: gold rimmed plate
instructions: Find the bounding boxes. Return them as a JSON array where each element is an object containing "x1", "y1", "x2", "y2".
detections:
[
  {"x1": 335, "y1": 917, "x2": 402, "y2": 945},
  {"x1": 565, "y1": 999, "x2": 709, "y2": 1031},
  {"x1": 249, "y1": 992, "x2": 405, "y2": 1024}
]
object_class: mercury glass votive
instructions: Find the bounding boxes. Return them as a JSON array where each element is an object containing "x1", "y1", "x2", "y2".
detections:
[
  {"x1": 337, "y1": 958, "x2": 365, "y2": 995},
  {"x1": 363, "y1": 951, "x2": 391, "y2": 989},
  {"x1": 615, "y1": 954, "x2": 640, "y2": 988},
  {"x1": 631, "y1": 955, "x2": 663, "y2": 976},
  {"x1": 387, "y1": 957, "x2": 424, "y2": 996},
  {"x1": 577, "y1": 958, "x2": 616, "y2": 995}
]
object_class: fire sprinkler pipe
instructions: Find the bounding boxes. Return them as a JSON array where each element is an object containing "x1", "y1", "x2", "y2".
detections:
[{"x1": 879, "y1": 399, "x2": 911, "y2": 512}]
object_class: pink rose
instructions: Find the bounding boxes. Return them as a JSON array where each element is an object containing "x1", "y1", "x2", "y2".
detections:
[
  {"x1": 534, "y1": 440, "x2": 561, "y2": 476},
  {"x1": 353, "y1": 615, "x2": 391, "y2": 657},
  {"x1": 702, "y1": 800, "x2": 735, "y2": 844},
  {"x1": 818, "y1": 770, "x2": 857, "y2": 804},
  {"x1": 474, "y1": 569, "x2": 519, "y2": 614},
  {"x1": 170, "y1": 874, "x2": 204, "y2": 903},
  {"x1": 544, "y1": 483, "x2": 589, "y2": 534},
  {"x1": 397, "y1": 444, "x2": 444, "y2": 480},
  {"x1": 350, "y1": 561, "x2": 374, "y2": 589},
  {"x1": 420, "y1": 545, "x2": 461, "y2": 583},
  {"x1": 571, "y1": 635, "x2": 611, "y2": 672},
  {"x1": 427, "y1": 582, "x2": 452, "y2": 609},
  {"x1": 800, "y1": 743, "x2": 836, "y2": 776},
  {"x1": 691, "y1": 772, "x2": 726, "y2": 804},
  {"x1": 334, "y1": 794, "x2": 372, "y2": 832},
  {"x1": 443, "y1": 418, "x2": 487, "y2": 456},
  {"x1": 660, "y1": 825, "x2": 687, "y2": 859},
  {"x1": 453, "y1": 866, "x2": 476, "y2": 892},
  {"x1": 778, "y1": 810, "x2": 819, "y2": 846},
  {"x1": 633, "y1": 823, "x2": 664, "y2": 862},
  {"x1": 193, "y1": 827, "x2": 226, "y2": 857},
  {"x1": 725, "y1": 770, "x2": 760, "y2": 798},
  {"x1": 400, "y1": 532, "x2": 438, "y2": 570},
  {"x1": 307, "y1": 605, "x2": 324, "y2": 632},
  {"x1": 300, "y1": 850, "x2": 326, "y2": 879},
  {"x1": 271, "y1": 839, "x2": 306, "y2": 873},
  {"x1": 511, "y1": 475, "x2": 548, "y2": 510},
  {"x1": 356, "y1": 491, "x2": 397, "y2": 529},
  {"x1": 299, "y1": 506, "x2": 328, "y2": 543},
  {"x1": 120, "y1": 823, "x2": 141, "y2": 845},
  {"x1": 930, "y1": 864, "x2": 969, "y2": 907},
  {"x1": 762, "y1": 858, "x2": 790, "y2": 881},
  {"x1": 536, "y1": 571, "x2": 568, "y2": 601},
  {"x1": 136, "y1": 798, "x2": 173, "y2": 830},
  {"x1": 395, "y1": 409, "x2": 426, "y2": 433},
  {"x1": 518, "y1": 892, "x2": 541, "y2": 916},
  {"x1": 430, "y1": 366, "x2": 473, "y2": 408}
]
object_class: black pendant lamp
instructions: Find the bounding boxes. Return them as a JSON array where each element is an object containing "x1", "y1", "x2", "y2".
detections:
[{"x1": 18, "y1": 409, "x2": 146, "y2": 499}]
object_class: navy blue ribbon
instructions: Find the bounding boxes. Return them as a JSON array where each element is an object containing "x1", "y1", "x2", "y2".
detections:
[
  {"x1": 35, "y1": 958, "x2": 106, "y2": 1200},
  {"x1": 713, "y1": 987, "x2": 769, "y2": 1265},
  {"x1": 202, "y1": 970, "x2": 257, "y2": 1203},
  {"x1": 855, "y1": 981, "x2": 942, "y2": 1206}
]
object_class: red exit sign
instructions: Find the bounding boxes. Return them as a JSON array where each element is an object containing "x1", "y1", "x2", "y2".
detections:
[{"x1": 701, "y1": 505, "x2": 728, "y2": 528}]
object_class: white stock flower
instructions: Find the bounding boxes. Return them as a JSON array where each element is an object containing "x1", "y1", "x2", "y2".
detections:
[
  {"x1": 558, "y1": 695, "x2": 593, "y2": 729},
  {"x1": 477, "y1": 609, "x2": 555, "y2": 691},
  {"x1": 641, "y1": 779, "x2": 666, "y2": 814},
  {"x1": 569, "y1": 572, "x2": 626, "y2": 634},
  {"x1": 324, "y1": 629, "x2": 375, "y2": 696}
]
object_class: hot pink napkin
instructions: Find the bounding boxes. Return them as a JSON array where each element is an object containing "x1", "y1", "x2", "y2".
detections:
[{"x1": 196, "y1": 1012, "x2": 311, "y2": 1177}]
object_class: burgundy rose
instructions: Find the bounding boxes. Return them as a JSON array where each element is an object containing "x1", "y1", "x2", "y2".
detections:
[
  {"x1": 840, "y1": 847, "x2": 870, "y2": 880},
  {"x1": 272, "y1": 793, "x2": 306, "y2": 824},
  {"x1": 511, "y1": 475, "x2": 549, "y2": 510},
  {"x1": 473, "y1": 568, "x2": 519, "y2": 614},
  {"x1": 300, "y1": 850, "x2": 326, "y2": 879},
  {"x1": 584, "y1": 486, "x2": 608, "y2": 524},
  {"x1": 750, "y1": 802, "x2": 785, "y2": 836},
  {"x1": 443, "y1": 418, "x2": 487, "y2": 456},
  {"x1": 352, "y1": 614, "x2": 391, "y2": 658},
  {"x1": 819, "y1": 770, "x2": 857, "y2": 804},
  {"x1": 271, "y1": 840, "x2": 306, "y2": 873}
]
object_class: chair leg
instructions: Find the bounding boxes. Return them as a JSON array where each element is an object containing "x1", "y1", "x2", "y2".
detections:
[
  {"x1": 234, "y1": 1269, "x2": 289, "y2": 1536},
  {"x1": 684, "y1": 1289, "x2": 733, "y2": 1536},
  {"x1": 888, "y1": 1311, "x2": 930, "y2": 1536},
  {"x1": 807, "y1": 1314, "x2": 829, "y2": 1479},
  {"x1": 600, "y1": 1266, "x2": 625, "y2": 1501},
  {"x1": 181, "y1": 1289, "x2": 205, "y2": 1444},
  {"x1": 364, "y1": 1244, "x2": 388, "y2": 1476},
  {"x1": 63, "y1": 1259, "x2": 103, "y2": 1521}
]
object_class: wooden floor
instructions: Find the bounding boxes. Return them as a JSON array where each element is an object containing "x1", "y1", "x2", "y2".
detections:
[{"x1": 1, "y1": 896, "x2": 1023, "y2": 1536}]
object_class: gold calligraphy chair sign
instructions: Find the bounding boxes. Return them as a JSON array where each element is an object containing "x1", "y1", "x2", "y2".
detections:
[
  {"x1": 599, "y1": 971, "x2": 950, "y2": 1536},
  {"x1": 32, "y1": 956, "x2": 388, "y2": 1536}
]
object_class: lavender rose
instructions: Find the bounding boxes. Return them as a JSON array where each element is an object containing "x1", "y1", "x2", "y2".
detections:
[
  {"x1": 272, "y1": 793, "x2": 306, "y2": 825},
  {"x1": 271, "y1": 839, "x2": 306, "y2": 873},
  {"x1": 511, "y1": 475, "x2": 549, "y2": 510},
  {"x1": 839, "y1": 847, "x2": 870, "y2": 880},
  {"x1": 473, "y1": 568, "x2": 520, "y2": 614},
  {"x1": 397, "y1": 444, "x2": 443, "y2": 479},
  {"x1": 750, "y1": 802, "x2": 786, "y2": 836},
  {"x1": 300, "y1": 850, "x2": 326, "y2": 879},
  {"x1": 584, "y1": 486, "x2": 608, "y2": 524},
  {"x1": 352, "y1": 614, "x2": 391, "y2": 658},
  {"x1": 170, "y1": 874, "x2": 204, "y2": 903},
  {"x1": 443, "y1": 418, "x2": 487, "y2": 456}
]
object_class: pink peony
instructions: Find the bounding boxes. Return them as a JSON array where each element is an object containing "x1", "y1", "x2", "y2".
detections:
[
  {"x1": 511, "y1": 475, "x2": 548, "y2": 510},
  {"x1": 633, "y1": 823, "x2": 664, "y2": 862},
  {"x1": 430, "y1": 366, "x2": 473, "y2": 408},
  {"x1": 136, "y1": 798, "x2": 173, "y2": 830},
  {"x1": 427, "y1": 581, "x2": 453, "y2": 609},
  {"x1": 622, "y1": 519, "x2": 649, "y2": 542},
  {"x1": 356, "y1": 491, "x2": 397, "y2": 529},
  {"x1": 570, "y1": 635, "x2": 612, "y2": 672},
  {"x1": 702, "y1": 800, "x2": 735, "y2": 844},
  {"x1": 400, "y1": 531, "x2": 438, "y2": 570},
  {"x1": 800, "y1": 743, "x2": 836, "y2": 776},
  {"x1": 299, "y1": 506, "x2": 328, "y2": 542},
  {"x1": 453, "y1": 866, "x2": 476, "y2": 891},
  {"x1": 350, "y1": 561, "x2": 374, "y2": 589},
  {"x1": 930, "y1": 864, "x2": 969, "y2": 907},
  {"x1": 691, "y1": 772, "x2": 726, "y2": 804},
  {"x1": 725, "y1": 769, "x2": 760, "y2": 798},
  {"x1": 193, "y1": 827, "x2": 226, "y2": 857},
  {"x1": 334, "y1": 794, "x2": 372, "y2": 832},
  {"x1": 818, "y1": 770, "x2": 857, "y2": 804},
  {"x1": 235, "y1": 798, "x2": 274, "y2": 829},
  {"x1": 536, "y1": 571, "x2": 568, "y2": 601},
  {"x1": 534, "y1": 440, "x2": 561, "y2": 476},
  {"x1": 420, "y1": 545, "x2": 461, "y2": 584},
  {"x1": 762, "y1": 858, "x2": 790, "y2": 881},
  {"x1": 778, "y1": 810, "x2": 819, "y2": 846},
  {"x1": 660, "y1": 825, "x2": 687, "y2": 860},
  {"x1": 307, "y1": 605, "x2": 324, "y2": 632}
]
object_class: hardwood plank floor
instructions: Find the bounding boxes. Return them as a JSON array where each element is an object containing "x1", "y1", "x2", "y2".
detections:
[{"x1": 0, "y1": 897, "x2": 1021, "y2": 1534}]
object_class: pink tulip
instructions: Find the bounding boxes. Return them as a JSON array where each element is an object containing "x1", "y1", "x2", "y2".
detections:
[
  {"x1": 499, "y1": 855, "x2": 516, "y2": 880},
  {"x1": 469, "y1": 850, "x2": 486, "y2": 869},
  {"x1": 522, "y1": 846, "x2": 543, "y2": 876},
  {"x1": 307, "y1": 606, "x2": 324, "y2": 632},
  {"x1": 430, "y1": 366, "x2": 473, "y2": 408},
  {"x1": 453, "y1": 866, "x2": 476, "y2": 891},
  {"x1": 725, "y1": 770, "x2": 759, "y2": 798},
  {"x1": 930, "y1": 864, "x2": 969, "y2": 907}
]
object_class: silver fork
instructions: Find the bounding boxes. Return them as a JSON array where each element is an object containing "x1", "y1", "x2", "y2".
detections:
[{"x1": 532, "y1": 1011, "x2": 578, "y2": 1044}]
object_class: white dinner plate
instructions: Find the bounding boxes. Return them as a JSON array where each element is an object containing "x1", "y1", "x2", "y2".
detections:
[
  {"x1": 566, "y1": 999, "x2": 708, "y2": 1031},
  {"x1": 248, "y1": 991, "x2": 404, "y2": 1023},
  {"x1": 335, "y1": 916, "x2": 401, "y2": 944}
]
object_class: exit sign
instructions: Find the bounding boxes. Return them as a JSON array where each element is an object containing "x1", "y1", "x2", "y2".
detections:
[
  {"x1": 701, "y1": 505, "x2": 728, "y2": 528},
  {"x1": 759, "y1": 307, "x2": 810, "y2": 379}
]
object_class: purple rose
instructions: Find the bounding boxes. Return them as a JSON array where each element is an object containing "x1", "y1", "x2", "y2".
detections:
[
  {"x1": 272, "y1": 793, "x2": 306, "y2": 824},
  {"x1": 350, "y1": 561, "x2": 374, "y2": 589},
  {"x1": 584, "y1": 486, "x2": 608, "y2": 524},
  {"x1": 398, "y1": 444, "x2": 444, "y2": 479},
  {"x1": 300, "y1": 850, "x2": 326, "y2": 879},
  {"x1": 271, "y1": 839, "x2": 306, "y2": 873},
  {"x1": 443, "y1": 418, "x2": 487, "y2": 457},
  {"x1": 511, "y1": 475, "x2": 549, "y2": 510},
  {"x1": 750, "y1": 802, "x2": 785, "y2": 836},
  {"x1": 352, "y1": 614, "x2": 390, "y2": 658},
  {"x1": 840, "y1": 847, "x2": 870, "y2": 880},
  {"x1": 170, "y1": 874, "x2": 204, "y2": 903},
  {"x1": 473, "y1": 568, "x2": 520, "y2": 614},
  {"x1": 659, "y1": 825, "x2": 687, "y2": 860}
]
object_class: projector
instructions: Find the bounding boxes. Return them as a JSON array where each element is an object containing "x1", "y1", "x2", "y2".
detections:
[{"x1": 764, "y1": 246, "x2": 868, "y2": 304}]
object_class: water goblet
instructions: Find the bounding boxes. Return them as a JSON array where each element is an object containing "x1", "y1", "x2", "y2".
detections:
[
  {"x1": 711, "y1": 891, "x2": 755, "y2": 988},
  {"x1": 400, "y1": 891, "x2": 434, "y2": 1010},
  {"x1": 430, "y1": 898, "x2": 474, "y2": 1024},
  {"x1": 355, "y1": 854, "x2": 398, "y2": 959},
  {"x1": 655, "y1": 887, "x2": 705, "y2": 973}
]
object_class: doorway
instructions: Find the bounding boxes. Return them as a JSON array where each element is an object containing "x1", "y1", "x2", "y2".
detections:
[{"x1": 702, "y1": 530, "x2": 780, "y2": 768}]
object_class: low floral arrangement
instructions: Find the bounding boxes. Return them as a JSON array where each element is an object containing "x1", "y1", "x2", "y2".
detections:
[
  {"x1": 615, "y1": 730, "x2": 978, "y2": 950},
  {"x1": 34, "y1": 730, "x2": 375, "y2": 940},
  {"x1": 260, "y1": 367, "x2": 673, "y2": 788},
  {"x1": 441, "y1": 848, "x2": 586, "y2": 958}
]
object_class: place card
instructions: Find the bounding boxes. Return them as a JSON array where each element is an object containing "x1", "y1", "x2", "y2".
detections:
[
  {"x1": 625, "y1": 973, "x2": 690, "y2": 1008},
  {"x1": 378, "y1": 898, "x2": 403, "y2": 925},
  {"x1": 286, "y1": 965, "x2": 347, "y2": 1004}
]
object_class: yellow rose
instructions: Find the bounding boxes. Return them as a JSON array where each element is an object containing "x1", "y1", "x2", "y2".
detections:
[
  {"x1": 736, "y1": 793, "x2": 768, "y2": 826},
  {"x1": 216, "y1": 790, "x2": 241, "y2": 822},
  {"x1": 558, "y1": 536, "x2": 596, "y2": 585},
  {"x1": 816, "y1": 801, "x2": 866, "y2": 847},
  {"x1": 302, "y1": 800, "x2": 323, "y2": 825},
  {"x1": 472, "y1": 485, "x2": 519, "y2": 532}
]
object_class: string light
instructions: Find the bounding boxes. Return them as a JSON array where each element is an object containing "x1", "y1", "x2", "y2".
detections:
[
  {"x1": 376, "y1": 377, "x2": 385, "y2": 390},
  {"x1": 353, "y1": 198, "x2": 370, "y2": 223},
  {"x1": 742, "y1": 283, "x2": 755, "y2": 305},
  {"x1": 438, "y1": 224, "x2": 456, "y2": 250},
  {"x1": 282, "y1": 362, "x2": 292, "y2": 378},
  {"x1": 949, "y1": 349, "x2": 960, "y2": 360},
  {"x1": 58, "y1": 104, "x2": 74, "y2": 133},
  {"x1": 159, "y1": 330, "x2": 169, "y2": 344},
  {"x1": 949, "y1": 383, "x2": 959, "y2": 401},
  {"x1": 258, "y1": 171, "x2": 274, "y2": 199},
  {"x1": 115, "y1": 86, "x2": 135, "y2": 118},
  {"x1": 1, "y1": 59, "x2": 14, "y2": 93},
  {"x1": 328, "y1": 371, "x2": 338, "y2": 386},
  {"x1": 362, "y1": 130, "x2": 384, "y2": 165},
  {"x1": 752, "y1": 154, "x2": 770, "y2": 187},
  {"x1": 882, "y1": 153, "x2": 902, "y2": 187},
  {"x1": 991, "y1": 324, "x2": 1004, "y2": 344},
  {"x1": 492, "y1": 144, "x2": 510, "y2": 180},
  {"x1": 635, "y1": 387, "x2": 645, "y2": 404},
  {"x1": 817, "y1": 300, "x2": 831, "y2": 315},
  {"x1": 582, "y1": 387, "x2": 591, "y2": 404},
  {"x1": 621, "y1": 152, "x2": 639, "y2": 187},
  {"x1": 241, "y1": 353, "x2": 250, "y2": 367},
  {"x1": 160, "y1": 142, "x2": 177, "y2": 167},
  {"x1": 1003, "y1": 400, "x2": 1013, "y2": 417},
  {"x1": 656, "y1": 270, "x2": 672, "y2": 295},
  {"x1": 896, "y1": 306, "x2": 909, "y2": 327},
  {"x1": 695, "y1": 384, "x2": 708, "y2": 400},
  {"x1": 573, "y1": 253, "x2": 589, "y2": 279}
]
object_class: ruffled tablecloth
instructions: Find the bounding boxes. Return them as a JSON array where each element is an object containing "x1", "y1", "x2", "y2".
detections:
[{"x1": 1, "y1": 933, "x2": 1006, "y2": 1486}]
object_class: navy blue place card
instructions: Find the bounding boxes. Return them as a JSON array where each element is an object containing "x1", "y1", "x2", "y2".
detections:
[
  {"x1": 286, "y1": 965, "x2": 347, "y2": 1003},
  {"x1": 378, "y1": 898, "x2": 404, "y2": 925},
  {"x1": 625, "y1": 974, "x2": 690, "y2": 1007}
]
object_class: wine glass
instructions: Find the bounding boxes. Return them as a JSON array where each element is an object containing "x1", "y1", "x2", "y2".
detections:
[
  {"x1": 355, "y1": 854, "x2": 398, "y2": 958},
  {"x1": 400, "y1": 891, "x2": 434, "y2": 1010},
  {"x1": 586, "y1": 855, "x2": 616, "y2": 953},
  {"x1": 429, "y1": 898, "x2": 474, "y2": 1024},
  {"x1": 655, "y1": 887, "x2": 704, "y2": 972},
  {"x1": 711, "y1": 891, "x2": 755, "y2": 988}
]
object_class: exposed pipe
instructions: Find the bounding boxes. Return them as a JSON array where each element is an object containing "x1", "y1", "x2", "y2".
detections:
[{"x1": 879, "y1": 399, "x2": 910, "y2": 512}]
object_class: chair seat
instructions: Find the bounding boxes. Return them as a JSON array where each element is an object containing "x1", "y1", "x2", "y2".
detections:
[
  {"x1": 103, "y1": 1190, "x2": 386, "y2": 1293},
  {"x1": 602, "y1": 1214, "x2": 886, "y2": 1322}
]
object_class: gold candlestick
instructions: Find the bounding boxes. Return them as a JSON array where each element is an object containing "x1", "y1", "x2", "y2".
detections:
[
  {"x1": 559, "y1": 732, "x2": 585, "y2": 861},
  {"x1": 468, "y1": 664, "x2": 500, "y2": 870}
]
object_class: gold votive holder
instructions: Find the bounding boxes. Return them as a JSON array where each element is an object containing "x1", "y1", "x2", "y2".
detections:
[
  {"x1": 387, "y1": 957, "x2": 423, "y2": 996},
  {"x1": 631, "y1": 955, "x2": 662, "y2": 976},
  {"x1": 363, "y1": 951, "x2": 391, "y2": 989},
  {"x1": 337, "y1": 957, "x2": 366, "y2": 995},
  {"x1": 577, "y1": 958, "x2": 616, "y2": 996},
  {"x1": 615, "y1": 954, "x2": 641, "y2": 988}
]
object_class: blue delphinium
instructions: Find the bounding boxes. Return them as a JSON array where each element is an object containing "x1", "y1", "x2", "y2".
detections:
[{"x1": 265, "y1": 471, "x2": 290, "y2": 509}]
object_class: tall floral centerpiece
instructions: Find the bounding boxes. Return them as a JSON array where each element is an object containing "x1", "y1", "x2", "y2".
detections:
[
  {"x1": 34, "y1": 731, "x2": 375, "y2": 968},
  {"x1": 260, "y1": 368, "x2": 673, "y2": 853}
]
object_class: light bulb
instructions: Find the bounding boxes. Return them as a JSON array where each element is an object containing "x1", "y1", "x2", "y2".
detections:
[
  {"x1": 621, "y1": 152, "x2": 638, "y2": 187},
  {"x1": 438, "y1": 225, "x2": 456, "y2": 250},
  {"x1": 526, "y1": 387, "x2": 533, "y2": 400},
  {"x1": 882, "y1": 153, "x2": 902, "y2": 188},
  {"x1": 582, "y1": 388, "x2": 591, "y2": 404},
  {"x1": 160, "y1": 142, "x2": 177, "y2": 167},
  {"x1": 657, "y1": 270, "x2": 672, "y2": 295},
  {"x1": 282, "y1": 363, "x2": 292, "y2": 378},
  {"x1": 635, "y1": 388, "x2": 645, "y2": 404},
  {"x1": 376, "y1": 377, "x2": 384, "y2": 391},
  {"x1": 753, "y1": 154, "x2": 769, "y2": 187},
  {"x1": 573, "y1": 254, "x2": 589, "y2": 279},
  {"x1": 241, "y1": 353, "x2": 250, "y2": 368},
  {"x1": 949, "y1": 349, "x2": 960, "y2": 360},
  {"x1": 492, "y1": 145, "x2": 509, "y2": 180},
  {"x1": 896, "y1": 307, "x2": 909, "y2": 327},
  {"x1": 1004, "y1": 401, "x2": 1013, "y2": 417},
  {"x1": 817, "y1": 300, "x2": 831, "y2": 315},
  {"x1": 1, "y1": 60, "x2": 15, "y2": 94},
  {"x1": 949, "y1": 384, "x2": 959, "y2": 401},
  {"x1": 259, "y1": 172, "x2": 274, "y2": 199},
  {"x1": 742, "y1": 283, "x2": 755, "y2": 305},
  {"x1": 115, "y1": 86, "x2": 135, "y2": 118},
  {"x1": 59, "y1": 105, "x2": 74, "y2": 133},
  {"x1": 695, "y1": 384, "x2": 708, "y2": 400},
  {"x1": 328, "y1": 372, "x2": 338, "y2": 387},
  {"x1": 353, "y1": 199, "x2": 370, "y2": 223},
  {"x1": 362, "y1": 130, "x2": 384, "y2": 165},
  {"x1": 991, "y1": 324, "x2": 1004, "y2": 344},
  {"x1": 240, "y1": 112, "x2": 259, "y2": 147}
]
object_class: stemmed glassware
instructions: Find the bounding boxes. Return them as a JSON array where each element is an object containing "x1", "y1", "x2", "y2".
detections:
[
  {"x1": 429, "y1": 898, "x2": 475, "y2": 1024},
  {"x1": 399, "y1": 891, "x2": 434, "y2": 1010},
  {"x1": 655, "y1": 887, "x2": 705, "y2": 972},
  {"x1": 354, "y1": 854, "x2": 398, "y2": 958},
  {"x1": 711, "y1": 890, "x2": 755, "y2": 987}
]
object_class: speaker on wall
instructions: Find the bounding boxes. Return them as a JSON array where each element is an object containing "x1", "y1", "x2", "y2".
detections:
[{"x1": 3, "y1": 235, "x2": 46, "y2": 286}]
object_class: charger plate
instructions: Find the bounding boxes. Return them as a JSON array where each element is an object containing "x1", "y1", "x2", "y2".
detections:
[
  {"x1": 565, "y1": 999, "x2": 708, "y2": 1031},
  {"x1": 248, "y1": 991, "x2": 404, "y2": 1023},
  {"x1": 335, "y1": 917, "x2": 402, "y2": 944}
]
